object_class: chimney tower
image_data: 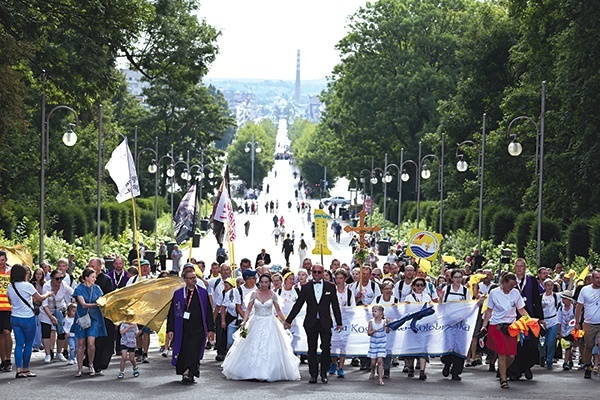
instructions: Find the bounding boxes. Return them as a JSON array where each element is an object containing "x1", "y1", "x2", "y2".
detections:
[{"x1": 294, "y1": 50, "x2": 301, "y2": 104}]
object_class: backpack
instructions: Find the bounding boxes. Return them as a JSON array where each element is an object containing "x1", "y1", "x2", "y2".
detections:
[
  {"x1": 443, "y1": 285, "x2": 468, "y2": 302},
  {"x1": 375, "y1": 295, "x2": 399, "y2": 304}
]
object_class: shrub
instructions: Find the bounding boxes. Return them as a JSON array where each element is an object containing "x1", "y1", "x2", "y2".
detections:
[
  {"x1": 589, "y1": 215, "x2": 600, "y2": 255},
  {"x1": 566, "y1": 219, "x2": 590, "y2": 263},
  {"x1": 513, "y1": 211, "x2": 536, "y2": 257},
  {"x1": 490, "y1": 208, "x2": 516, "y2": 245}
]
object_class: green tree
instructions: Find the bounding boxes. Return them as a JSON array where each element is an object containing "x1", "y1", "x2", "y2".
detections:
[{"x1": 227, "y1": 122, "x2": 274, "y2": 189}]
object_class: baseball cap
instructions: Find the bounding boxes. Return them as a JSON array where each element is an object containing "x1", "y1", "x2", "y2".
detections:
[{"x1": 242, "y1": 269, "x2": 258, "y2": 280}]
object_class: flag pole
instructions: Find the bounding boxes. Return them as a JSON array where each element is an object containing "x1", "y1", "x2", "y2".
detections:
[{"x1": 187, "y1": 180, "x2": 200, "y2": 263}]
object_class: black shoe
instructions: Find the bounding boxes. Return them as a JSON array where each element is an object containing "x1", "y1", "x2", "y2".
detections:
[
  {"x1": 451, "y1": 374, "x2": 462, "y2": 381},
  {"x1": 489, "y1": 364, "x2": 496, "y2": 372},
  {"x1": 524, "y1": 368, "x2": 533, "y2": 380},
  {"x1": 584, "y1": 366, "x2": 592, "y2": 379},
  {"x1": 215, "y1": 355, "x2": 225, "y2": 362},
  {"x1": 508, "y1": 375, "x2": 520, "y2": 381},
  {"x1": 350, "y1": 357, "x2": 359, "y2": 367},
  {"x1": 321, "y1": 375, "x2": 328, "y2": 384},
  {"x1": 309, "y1": 376, "x2": 318, "y2": 383},
  {"x1": 442, "y1": 363, "x2": 450, "y2": 377}
]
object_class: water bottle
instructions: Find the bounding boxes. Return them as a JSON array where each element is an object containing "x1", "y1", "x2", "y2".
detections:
[{"x1": 539, "y1": 336, "x2": 546, "y2": 347}]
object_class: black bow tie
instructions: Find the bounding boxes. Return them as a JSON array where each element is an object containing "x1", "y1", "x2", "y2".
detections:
[{"x1": 314, "y1": 281, "x2": 322, "y2": 285}]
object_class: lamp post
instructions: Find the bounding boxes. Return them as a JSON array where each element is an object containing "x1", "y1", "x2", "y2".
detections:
[
  {"x1": 507, "y1": 82, "x2": 546, "y2": 267},
  {"x1": 399, "y1": 154, "x2": 418, "y2": 232},
  {"x1": 371, "y1": 153, "x2": 401, "y2": 237},
  {"x1": 40, "y1": 72, "x2": 79, "y2": 261},
  {"x1": 137, "y1": 138, "x2": 175, "y2": 248},
  {"x1": 245, "y1": 134, "x2": 262, "y2": 191},
  {"x1": 418, "y1": 133, "x2": 445, "y2": 232},
  {"x1": 456, "y1": 114, "x2": 487, "y2": 250}
]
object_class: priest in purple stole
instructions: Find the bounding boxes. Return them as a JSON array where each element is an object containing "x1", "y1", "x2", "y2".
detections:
[{"x1": 167, "y1": 270, "x2": 215, "y2": 384}]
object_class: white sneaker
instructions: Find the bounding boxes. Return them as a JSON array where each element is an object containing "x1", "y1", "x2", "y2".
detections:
[
  {"x1": 67, "y1": 360, "x2": 75, "y2": 365},
  {"x1": 160, "y1": 349, "x2": 168, "y2": 358},
  {"x1": 44, "y1": 355, "x2": 51, "y2": 363},
  {"x1": 57, "y1": 354, "x2": 67, "y2": 362}
]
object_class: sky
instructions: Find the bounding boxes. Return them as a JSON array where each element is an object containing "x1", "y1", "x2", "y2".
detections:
[{"x1": 198, "y1": 0, "x2": 369, "y2": 80}]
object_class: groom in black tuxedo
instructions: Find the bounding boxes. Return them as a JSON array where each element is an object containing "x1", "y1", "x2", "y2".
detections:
[{"x1": 285, "y1": 263, "x2": 343, "y2": 383}]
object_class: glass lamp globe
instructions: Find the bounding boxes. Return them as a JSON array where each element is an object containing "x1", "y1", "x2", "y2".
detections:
[
  {"x1": 148, "y1": 161, "x2": 157, "y2": 174},
  {"x1": 166, "y1": 165, "x2": 175, "y2": 177},
  {"x1": 508, "y1": 140, "x2": 523, "y2": 156},
  {"x1": 245, "y1": 147, "x2": 250, "y2": 153},
  {"x1": 255, "y1": 146, "x2": 262, "y2": 153},
  {"x1": 456, "y1": 159, "x2": 468, "y2": 172},
  {"x1": 62, "y1": 126, "x2": 77, "y2": 147},
  {"x1": 401, "y1": 172, "x2": 410, "y2": 182},
  {"x1": 384, "y1": 174, "x2": 393, "y2": 183},
  {"x1": 421, "y1": 168, "x2": 431, "y2": 180}
]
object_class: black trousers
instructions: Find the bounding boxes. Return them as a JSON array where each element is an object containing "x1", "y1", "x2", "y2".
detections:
[
  {"x1": 306, "y1": 319, "x2": 332, "y2": 378},
  {"x1": 214, "y1": 311, "x2": 227, "y2": 357},
  {"x1": 441, "y1": 354, "x2": 465, "y2": 375}
]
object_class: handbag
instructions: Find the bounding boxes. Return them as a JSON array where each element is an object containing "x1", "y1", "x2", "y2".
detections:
[
  {"x1": 76, "y1": 286, "x2": 93, "y2": 329},
  {"x1": 76, "y1": 313, "x2": 92, "y2": 329}
]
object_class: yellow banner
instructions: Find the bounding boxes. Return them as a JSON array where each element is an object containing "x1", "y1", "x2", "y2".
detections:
[
  {"x1": 405, "y1": 229, "x2": 443, "y2": 261},
  {"x1": 311, "y1": 209, "x2": 332, "y2": 255}
]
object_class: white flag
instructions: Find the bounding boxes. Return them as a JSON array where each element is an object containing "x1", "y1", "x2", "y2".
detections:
[{"x1": 105, "y1": 138, "x2": 140, "y2": 203}]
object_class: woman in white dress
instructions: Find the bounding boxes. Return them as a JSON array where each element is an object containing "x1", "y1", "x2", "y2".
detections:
[{"x1": 222, "y1": 274, "x2": 300, "y2": 381}]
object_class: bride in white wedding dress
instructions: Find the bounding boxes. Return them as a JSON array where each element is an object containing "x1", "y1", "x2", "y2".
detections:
[{"x1": 222, "y1": 273, "x2": 300, "y2": 382}]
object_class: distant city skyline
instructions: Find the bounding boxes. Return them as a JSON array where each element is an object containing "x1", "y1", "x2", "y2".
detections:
[{"x1": 198, "y1": 0, "x2": 368, "y2": 80}]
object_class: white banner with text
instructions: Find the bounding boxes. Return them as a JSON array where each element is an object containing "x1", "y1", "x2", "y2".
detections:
[{"x1": 287, "y1": 301, "x2": 480, "y2": 357}]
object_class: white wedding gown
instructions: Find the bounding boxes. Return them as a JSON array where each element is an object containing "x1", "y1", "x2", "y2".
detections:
[{"x1": 222, "y1": 298, "x2": 301, "y2": 381}]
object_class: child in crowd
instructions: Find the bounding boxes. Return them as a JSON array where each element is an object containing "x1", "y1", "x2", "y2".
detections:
[
  {"x1": 63, "y1": 304, "x2": 77, "y2": 365},
  {"x1": 557, "y1": 290, "x2": 575, "y2": 370},
  {"x1": 367, "y1": 305, "x2": 390, "y2": 386},
  {"x1": 119, "y1": 322, "x2": 140, "y2": 379}
]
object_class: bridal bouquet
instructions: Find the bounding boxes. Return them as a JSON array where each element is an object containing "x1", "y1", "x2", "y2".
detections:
[{"x1": 239, "y1": 326, "x2": 249, "y2": 338}]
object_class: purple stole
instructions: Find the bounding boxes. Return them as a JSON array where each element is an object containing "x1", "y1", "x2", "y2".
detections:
[{"x1": 171, "y1": 285, "x2": 210, "y2": 366}]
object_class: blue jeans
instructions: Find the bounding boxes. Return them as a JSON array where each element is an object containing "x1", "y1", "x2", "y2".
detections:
[
  {"x1": 68, "y1": 337, "x2": 77, "y2": 361},
  {"x1": 227, "y1": 321, "x2": 239, "y2": 349},
  {"x1": 33, "y1": 315, "x2": 42, "y2": 348},
  {"x1": 545, "y1": 324, "x2": 559, "y2": 368},
  {"x1": 11, "y1": 315, "x2": 36, "y2": 369}
]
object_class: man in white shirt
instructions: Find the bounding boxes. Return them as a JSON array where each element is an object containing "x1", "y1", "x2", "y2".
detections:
[
  {"x1": 575, "y1": 269, "x2": 600, "y2": 379},
  {"x1": 394, "y1": 265, "x2": 415, "y2": 301}
]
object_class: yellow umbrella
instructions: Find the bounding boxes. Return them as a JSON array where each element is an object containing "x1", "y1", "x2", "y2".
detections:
[
  {"x1": 0, "y1": 245, "x2": 34, "y2": 267},
  {"x1": 97, "y1": 276, "x2": 185, "y2": 331}
]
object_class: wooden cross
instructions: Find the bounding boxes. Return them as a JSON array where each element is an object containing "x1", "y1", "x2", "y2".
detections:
[{"x1": 344, "y1": 210, "x2": 380, "y2": 247}]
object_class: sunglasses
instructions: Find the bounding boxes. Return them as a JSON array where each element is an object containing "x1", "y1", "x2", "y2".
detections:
[
  {"x1": 413, "y1": 284, "x2": 425, "y2": 287},
  {"x1": 313, "y1": 270, "x2": 323, "y2": 274},
  {"x1": 54, "y1": 277, "x2": 64, "y2": 281}
]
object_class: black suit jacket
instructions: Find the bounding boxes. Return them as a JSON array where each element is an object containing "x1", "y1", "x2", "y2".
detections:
[
  {"x1": 286, "y1": 280, "x2": 342, "y2": 329},
  {"x1": 256, "y1": 253, "x2": 271, "y2": 265}
]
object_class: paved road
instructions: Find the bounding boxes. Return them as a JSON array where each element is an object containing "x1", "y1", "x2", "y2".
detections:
[{"x1": 1, "y1": 346, "x2": 598, "y2": 399}]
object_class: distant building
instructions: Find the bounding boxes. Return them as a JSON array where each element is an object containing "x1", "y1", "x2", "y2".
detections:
[{"x1": 120, "y1": 69, "x2": 149, "y2": 103}]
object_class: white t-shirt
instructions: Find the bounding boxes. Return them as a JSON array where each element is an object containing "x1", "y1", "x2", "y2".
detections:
[
  {"x1": 541, "y1": 292, "x2": 560, "y2": 328},
  {"x1": 7, "y1": 281, "x2": 37, "y2": 318},
  {"x1": 479, "y1": 282, "x2": 493, "y2": 296},
  {"x1": 351, "y1": 280, "x2": 381, "y2": 305},
  {"x1": 234, "y1": 285, "x2": 257, "y2": 313},
  {"x1": 487, "y1": 287, "x2": 525, "y2": 325},
  {"x1": 577, "y1": 285, "x2": 600, "y2": 324},
  {"x1": 393, "y1": 279, "x2": 413, "y2": 302},
  {"x1": 336, "y1": 286, "x2": 356, "y2": 307},
  {"x1": 220, "y1": 289, "x2": 238, "y2": 318},
  {"x1": 405, "y1": 291, "x2": 432, "y2": 303}
]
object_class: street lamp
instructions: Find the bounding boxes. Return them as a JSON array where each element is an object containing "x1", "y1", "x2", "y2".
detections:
[
  {"x1": 137, "y1": 137, "x2": 175, "y2": 248},
  {"x1": 371, "y1": 153, "x2": 401, "y2": 237},
  {"x1": 506, "y1": 82, "x2": 546, "y2": 267},
  {"x1": 455, "y1": 114, "x2": 487, "y2": 250},
  {"x1": 40, "y1": 71, "x2": 79, "y2": 260},
  {"x1": 398, "y1": 153, "x2": 418, "y2": 233},
  {"x1": 245, "y1": 134, "x2": 262, "y2": 191},
  {"x1": 417, "y1": 133, "x2": 445, "y2": 232}
]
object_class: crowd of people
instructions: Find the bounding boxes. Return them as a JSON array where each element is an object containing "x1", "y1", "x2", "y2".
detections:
[{"x1": 1, "y1": 240, "x2": 600, "y2": 388}]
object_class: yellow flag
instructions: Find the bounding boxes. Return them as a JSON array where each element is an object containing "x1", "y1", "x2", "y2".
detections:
[
  {"x1": 405, "y1": 229, "x2": 443, "y2": 261},
  {"x1": 0, "y1": 245, "x2": 34, "y2": 267},
  {"x1": 578, "y1": 265, "x2": 590, "y2": 282},
  {"x1": 97, "y1": 276, "x2": 184, "y2": 331}
]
